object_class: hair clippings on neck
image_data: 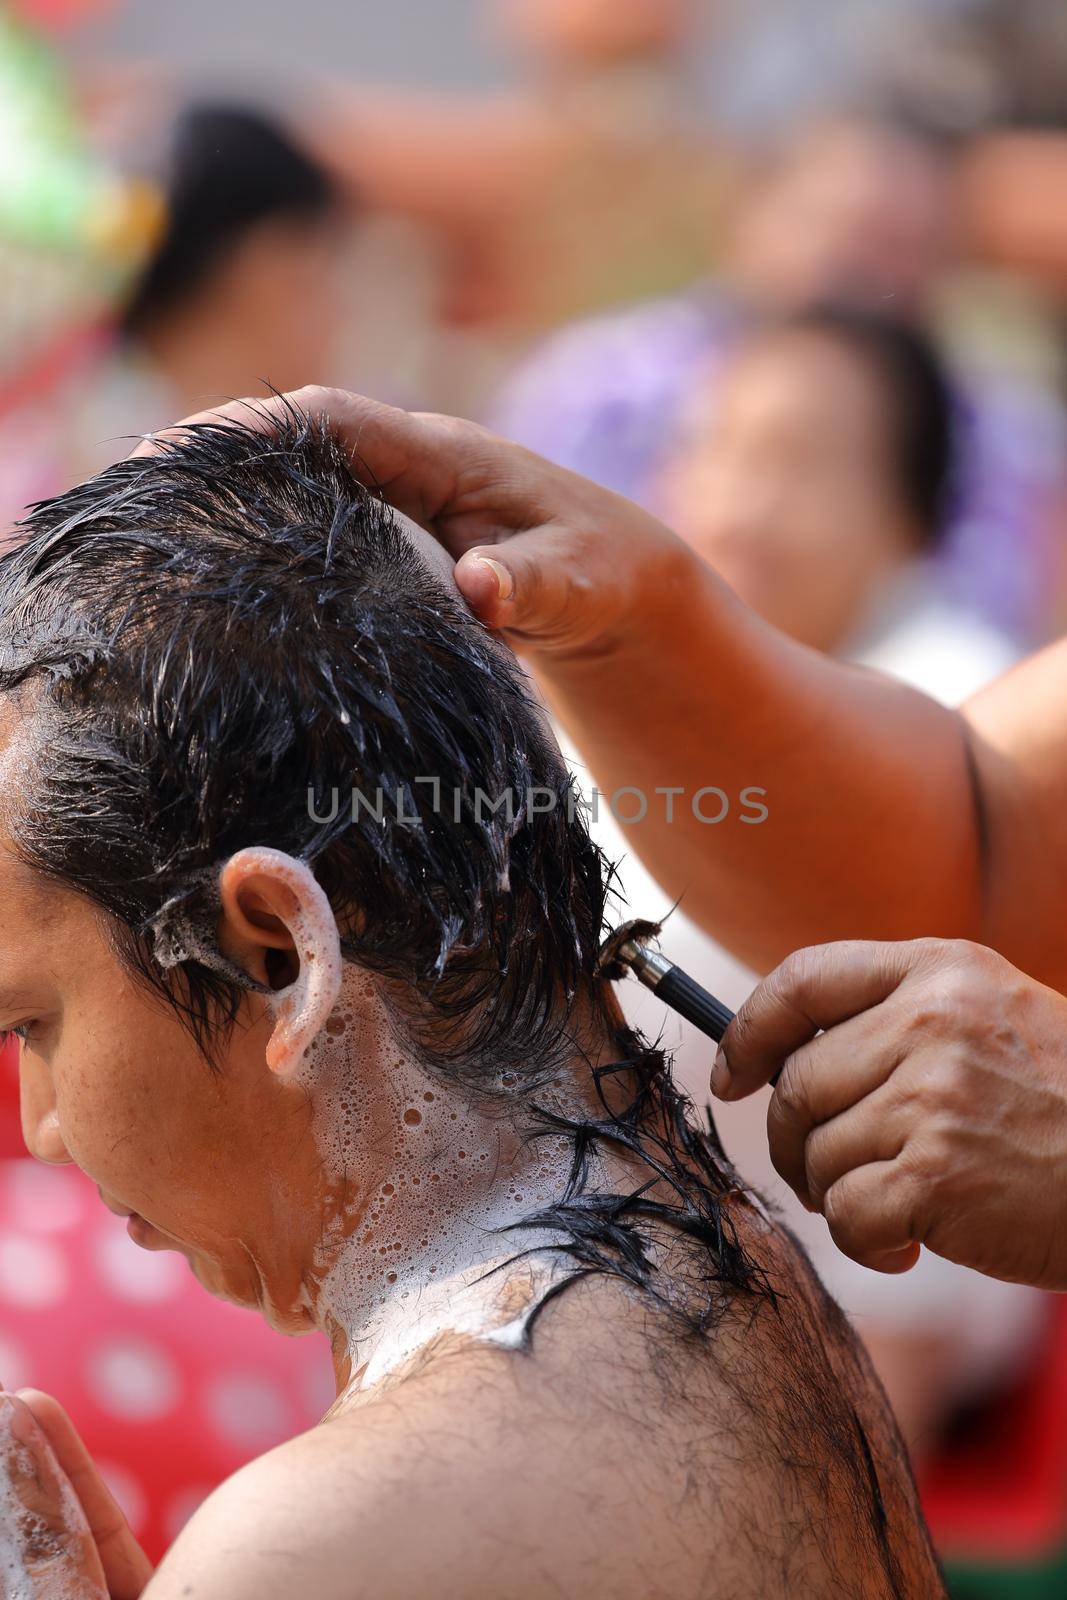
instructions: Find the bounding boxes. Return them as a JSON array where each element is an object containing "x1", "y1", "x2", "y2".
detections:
[{"x1": 597, "y1": 919, "x2": 735, "y2": 1045}]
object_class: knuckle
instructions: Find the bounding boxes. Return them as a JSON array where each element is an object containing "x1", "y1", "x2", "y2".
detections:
[
  {"x1": 803, "y1": 1131, "x2": 833, "y2": 1201},
  {"x1": 824, "y1": 1185, "x2": 889, "y2": 1268},
  {"x1": 899, "y1": 1049, "x2": 967, "y2": 1115},
  {"x1": 902, "y1": 970, "x2": 984, "y2": 1036},
  {"x1": 899, "y1": 1130, "x2": 951, "y2": 1189},
  {"x1": 939, "y1": 964, "x2": 987, "y2": 1010},
  {"x1": 822, "y1": 1180, "x2": 850, "y2": 1230},
  {"x1": 775, "y1": 945, "x2": 823, "y2": 997},
  {"x1": 295, "y1": 384, "x2": 354, "y2": 421},
  {"x1": 822, "y1": 1184, "x2": 864, "y2": 1254},
  {"x1": 772, "y1": 1051, "x2": 814, "y2": 1122},
  {"x1": 288, "y1": 382, "x2": 325, "y2": 405},
  {"x1": 912, "y1": 936, "x2": 984, "y2": 969}
]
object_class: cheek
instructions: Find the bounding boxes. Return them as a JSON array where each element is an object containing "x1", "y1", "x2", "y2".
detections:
[
  {"x1": 52, "y1": 1014, "x2": 212, "y2": 1202},
  {"x1": 54, "y1": 1043, "x2": 159, "y2": 1190}
]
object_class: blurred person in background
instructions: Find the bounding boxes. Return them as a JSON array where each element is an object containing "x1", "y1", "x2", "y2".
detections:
[
  {"x1": 493, "y1": 108, "x2": 1067, "y2": 646},
  {"x1": 655, "y1": 304, "x2": 1016, "y2": 686},
  {"x1": 312, "y1": 0, "x2": 725, "y2": 400},
  {"x1": 566, "y1": 303, "x2": 1044, "y2": 1592},
  {"x1": 73, "y1": 102, "x2": 353, "y2": 473}
]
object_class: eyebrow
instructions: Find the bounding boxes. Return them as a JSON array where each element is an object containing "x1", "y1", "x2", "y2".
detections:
[{"x1": 0, "y1": 986, "x2": 31, "y2": 1019}]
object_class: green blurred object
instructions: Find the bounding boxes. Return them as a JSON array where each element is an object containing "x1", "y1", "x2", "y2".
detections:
[
  {"x1": 947, "y1": 1546, "x2": 1067, "y2": 1599},
  {"x1": 0, "y1": 3, "x2": 100, "y2": 245},
  {"x1": 0, "y1": 3, "x2": 153, "y2": 386}
]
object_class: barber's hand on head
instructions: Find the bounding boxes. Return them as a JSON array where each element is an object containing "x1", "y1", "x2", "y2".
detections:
[
  {"x1": 132, "y1": 386, "x2": 691, "y2": 660},
  {"x1": 0, "y1": 1388, "x2": 152, "y2": 1599},
  {"x1": 714, "y1": 938, "x2": 1067, "y2": 1291}
]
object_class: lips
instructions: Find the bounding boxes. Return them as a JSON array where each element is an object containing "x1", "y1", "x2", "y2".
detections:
[
  {"x1": 125, "y1": 1212, "x2": 157, "y2": 1247},
  {"x1": 99, "y1": 1189, "x2": 156, "y2": 1243},
  {"x1": 97, "y1": 1188, "x2": 183, "y2": 1255}
]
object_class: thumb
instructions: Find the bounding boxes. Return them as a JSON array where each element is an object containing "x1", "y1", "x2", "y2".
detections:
[
  {"x1": 455, "y1": 535, "x2": 582, "y2": 649},
  {"x1": 455, "y1": 549, "x2": 517, "y2": 621},
  {"x1": 716, "y1": 940, "x2": 924, "y2": 1101}
]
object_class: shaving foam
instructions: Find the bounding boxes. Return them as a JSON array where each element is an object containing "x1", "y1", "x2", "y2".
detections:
[{"x1": 293, "y1": 974, "x2": 577, "y2": 1399}]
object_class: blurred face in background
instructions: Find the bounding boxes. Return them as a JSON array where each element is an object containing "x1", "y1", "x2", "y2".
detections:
[
  {"x1": 657, "y1": 330, "x2": 923, "y2": 653},
  {"x1": 727, "y1": 121, "x2": 956, "y2": 318},
  {"x1": 203, "y1": 213, "x2": 349, "y2": 395},
  {"x1": 136, "y1": 209, "x2": 351, "y2": 409}
]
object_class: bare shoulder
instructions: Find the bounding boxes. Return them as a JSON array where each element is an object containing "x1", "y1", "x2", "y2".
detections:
[
  {"x1": 141, "y1": 1262, "x2": 944, "y2": 1600},
  {"x1": 142, "y1": 1324, "x2": 687, "y2": 1600},
  {"x1": 142, "y1": 1270, "x2": 740, "y2": 1600}
]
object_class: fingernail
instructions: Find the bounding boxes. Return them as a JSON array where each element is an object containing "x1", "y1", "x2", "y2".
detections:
[
  {"x1": 711, "y1": 1046, "x2": 732, "y2": 1099},
  {"x1": 475, "y1": 556, "x2": 514, "y2": 602}
]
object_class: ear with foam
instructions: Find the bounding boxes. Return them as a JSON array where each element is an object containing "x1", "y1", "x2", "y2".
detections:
[{"x1": 218, "y1": 847, "x2": 343, "y2": 1076}]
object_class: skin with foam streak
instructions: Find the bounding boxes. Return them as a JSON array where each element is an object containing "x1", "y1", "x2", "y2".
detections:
[
  {"x1": 288, "y1": 980, "x2": 581, "y2": 1392},
  {"x1": 0, "y1": 1395, "x2": 106, "y2": 1599},
  {"x1": 293, "y1": 984, "x2": 580, "y2": 1400}
]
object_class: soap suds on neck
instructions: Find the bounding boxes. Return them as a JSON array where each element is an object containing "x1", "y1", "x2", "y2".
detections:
[{"x1": 292, "y1": 976, "x2": 578, "y2": 1399}]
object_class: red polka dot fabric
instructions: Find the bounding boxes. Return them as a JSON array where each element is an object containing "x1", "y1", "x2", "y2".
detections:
[{"x1": 0, "y1": 1035, "x2": 335, "y2": 1562}]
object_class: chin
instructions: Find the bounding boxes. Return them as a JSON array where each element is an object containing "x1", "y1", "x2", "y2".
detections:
[
  {"x1": 186, "y1": 1252, "x2": 247, "y2": 1305},
  {"x1": 126, "y1": 1212, "x2": 179, "y2": 1251}
]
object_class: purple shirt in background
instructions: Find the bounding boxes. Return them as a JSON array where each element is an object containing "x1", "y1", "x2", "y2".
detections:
[{"x1": 491, "y1": 291, "x2": 1066, "y2": 646}]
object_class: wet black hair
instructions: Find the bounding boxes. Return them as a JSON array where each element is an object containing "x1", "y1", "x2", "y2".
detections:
[
  {"x1": 782, "y1": 303, "x2": 957, "y2": 547},
  {"x1": 0, "y1": 409, "x2": 604, "y2": 1080},
  {"x1": 0, "y1": 404, "x2": 769, "y2": 1327},
  {"x1": 121, "y1": 104, "x2": 341, "y2": 340}
]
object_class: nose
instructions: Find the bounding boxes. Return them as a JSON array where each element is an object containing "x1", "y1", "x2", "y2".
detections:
[{"x1": 18, "y1": 1051, "x2": 73, "y2": 1165}]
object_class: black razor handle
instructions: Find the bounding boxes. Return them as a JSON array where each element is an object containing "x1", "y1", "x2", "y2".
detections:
[{"x1": 654, "y1": 965, "x2": 735, "y2": 1043}]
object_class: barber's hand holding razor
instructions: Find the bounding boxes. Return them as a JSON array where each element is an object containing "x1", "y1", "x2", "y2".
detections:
[{"x1": 715, "y1": 938, "x2": 1067, "y2": 1291}]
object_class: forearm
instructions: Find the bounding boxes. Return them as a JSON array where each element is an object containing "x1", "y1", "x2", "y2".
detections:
[{"x1": 538, "y1": 548, "x2": 982, "y2": 971}]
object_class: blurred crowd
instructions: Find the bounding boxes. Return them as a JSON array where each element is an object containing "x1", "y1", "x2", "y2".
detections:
[{"x1": 5, "y1": 0, "x2": 1067, "y2": 1594}]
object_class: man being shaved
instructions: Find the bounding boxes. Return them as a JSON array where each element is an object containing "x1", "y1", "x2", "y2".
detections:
[{"x1": 0, "y1": 414, "x2": 942, "y2": 1598}]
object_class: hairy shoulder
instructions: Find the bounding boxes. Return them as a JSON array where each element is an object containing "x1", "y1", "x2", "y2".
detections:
[{"x1": 142, "y1": 1310, "x2": 714, "y2": 1600}]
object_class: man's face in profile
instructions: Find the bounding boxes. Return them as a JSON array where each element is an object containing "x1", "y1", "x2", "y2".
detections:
[{"x1": 0, "y1": 703, "x2": 325, "y2": 1320}]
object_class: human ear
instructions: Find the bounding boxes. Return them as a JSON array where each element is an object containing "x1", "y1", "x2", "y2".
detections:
[{"x1": 218, "y1": 847, "x2": 342, "y2": 1076}]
